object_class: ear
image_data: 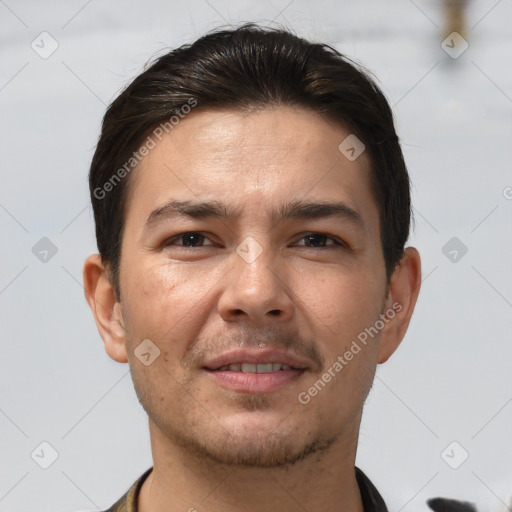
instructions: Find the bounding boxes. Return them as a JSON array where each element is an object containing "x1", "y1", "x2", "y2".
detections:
[
  {"x1": 377, "y1": 247, "x2": 421, "y2": 364},
  {"x1": 83, "y1": 254, "x2": 128, "y2": 363}
]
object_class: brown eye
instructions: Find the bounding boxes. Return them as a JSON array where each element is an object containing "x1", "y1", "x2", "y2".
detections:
[
  {"x1": 164, "y1": 232, "x2": 213, "y2": 248},
  {"x1": 296, "y1": 233, "x2": 346, "y2": 249}
]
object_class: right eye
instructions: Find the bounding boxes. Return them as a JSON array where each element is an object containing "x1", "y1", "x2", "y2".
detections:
[{"x1": 162, "y1": 232, "x2": 215, "y2": 248}]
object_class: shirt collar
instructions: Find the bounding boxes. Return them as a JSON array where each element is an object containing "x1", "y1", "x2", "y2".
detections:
[
  {"x1": 355, "y1": 466, "x2": 389, "y2": 512},
  {"x1": 104, "y1": 465, "x2": 388, "y2": 512}
]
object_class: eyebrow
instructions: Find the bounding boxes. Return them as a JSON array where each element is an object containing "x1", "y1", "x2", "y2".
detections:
[{"x1": 144, "y1": 199, "x2": 367, "y2": 232}]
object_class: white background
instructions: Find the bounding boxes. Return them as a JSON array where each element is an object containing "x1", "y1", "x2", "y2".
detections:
[{"x1": 1, "y1": 0, "x2": 511, "y2": 511}]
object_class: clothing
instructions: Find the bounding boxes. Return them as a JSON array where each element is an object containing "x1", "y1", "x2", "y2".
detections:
[{"x1": 101, "y1": 466, "x2": 388, "y2": 512}]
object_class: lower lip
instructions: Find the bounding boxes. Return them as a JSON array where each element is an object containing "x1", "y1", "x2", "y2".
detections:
[{"x1": 205, "y1": 369, "x2": 305, "y2": 393}]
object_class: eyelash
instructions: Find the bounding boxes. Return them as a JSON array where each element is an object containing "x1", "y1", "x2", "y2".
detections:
[{"x1": 162, "y1": 232, "x2": 348, "y2": 249}]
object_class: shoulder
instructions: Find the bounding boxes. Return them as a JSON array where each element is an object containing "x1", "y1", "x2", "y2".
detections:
[{"x1": 72, "y1": 467, "x2": 153, "y2": 512}]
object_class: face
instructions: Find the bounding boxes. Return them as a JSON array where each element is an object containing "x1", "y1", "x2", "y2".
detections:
[{"x1": 114, "y1": 106, "x2": 393, "y2": 467}]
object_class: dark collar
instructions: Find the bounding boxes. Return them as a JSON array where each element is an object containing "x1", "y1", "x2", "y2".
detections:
[
  {"x1": 104, "y1": 465, "x2": 388, "y2": 512},
  {"x1": 355, "y1": 466, "x2": 389, "y2": 512}
]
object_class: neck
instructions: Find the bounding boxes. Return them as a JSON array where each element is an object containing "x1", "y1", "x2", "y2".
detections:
[{"x1": 139, "y1": 418, "x2": 365, "y2": 512}]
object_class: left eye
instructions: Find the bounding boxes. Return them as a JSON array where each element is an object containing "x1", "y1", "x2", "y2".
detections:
[{"x1": 295, "y1": 234, "x2": 346, "y2": 248}]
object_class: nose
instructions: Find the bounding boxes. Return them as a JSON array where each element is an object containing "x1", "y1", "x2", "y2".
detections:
[{"x1": 217, "y1": 243, "x2": 295, "y2": 324}]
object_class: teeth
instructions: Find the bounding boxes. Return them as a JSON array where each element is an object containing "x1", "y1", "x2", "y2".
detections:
[
  {"x1": 256, "y1": 363, "x2": 273, "y2": 373},
  {"x1": 215, "y1": 363, "x2": 296, "y2": 372}
]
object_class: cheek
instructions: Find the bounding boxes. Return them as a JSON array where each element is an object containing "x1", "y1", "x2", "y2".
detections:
[
  {"x1": 293, "y1": 267, "x2": 384, "y2": 396},
  {"x1": 292, "y1": 266, "x2": 383, "y2": 338},
  {"x1": 121, "y1": 260, "x2": 224, "y2": 342}
]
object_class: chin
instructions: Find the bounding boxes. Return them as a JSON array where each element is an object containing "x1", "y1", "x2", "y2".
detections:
[{"x1": 169, "y1": 419, "x2": 339, "y2": 468}]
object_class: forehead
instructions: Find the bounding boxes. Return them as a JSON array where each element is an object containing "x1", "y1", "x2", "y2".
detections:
[
  {"x1": 124, "y1": 106, "x2": 379, "y2": 238},
  {"x1": 143, "y1": 107, "x2": 364, "y2": 171}
]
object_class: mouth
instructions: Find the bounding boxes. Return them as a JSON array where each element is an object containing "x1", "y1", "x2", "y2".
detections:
[
  {"x1": 211, "y1": 362, "x2": 301, "y2": 373},
  {"x1": 203, "y1": 351, "x2": 309, "y2": 393}
]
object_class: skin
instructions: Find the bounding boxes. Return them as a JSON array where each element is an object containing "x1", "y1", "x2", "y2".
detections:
[{"x1": 84, "y1": 106, "x2": 421, "y2": 512}]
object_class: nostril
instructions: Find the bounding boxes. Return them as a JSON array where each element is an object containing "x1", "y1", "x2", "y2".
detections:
[{"x1": 268, "y1": 310, "x2": 280, "y2": 316}]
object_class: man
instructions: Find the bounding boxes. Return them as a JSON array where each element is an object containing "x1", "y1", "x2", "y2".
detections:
[{"x1": 83, "y1": 23, "x2": 421, "y2": 512}]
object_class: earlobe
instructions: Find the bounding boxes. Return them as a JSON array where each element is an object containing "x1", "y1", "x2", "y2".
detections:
[
  {"x1": 83, "y1": 254, "x2": 128, "y2": 363},
  {"x1": 377, "y1": 247, "x2": 422, "y2": 364}
]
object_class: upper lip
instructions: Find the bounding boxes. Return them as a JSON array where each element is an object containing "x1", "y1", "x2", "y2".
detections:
[{"x1": 203, "y1": 349, "x2": 310, "y2": 371}]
